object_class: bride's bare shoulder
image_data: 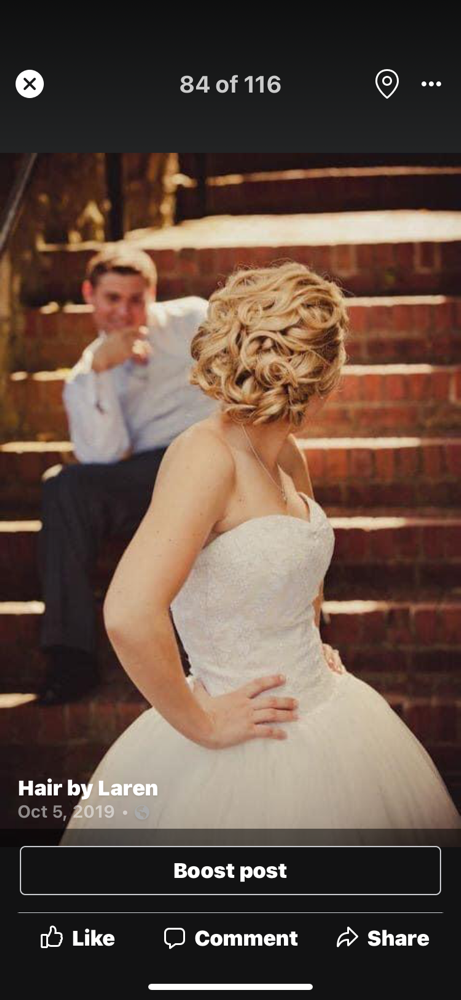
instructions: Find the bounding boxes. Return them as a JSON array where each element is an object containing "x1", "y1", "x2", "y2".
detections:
[{"x1": 160, "y1": 418, "x2": 236, "y2": 487}]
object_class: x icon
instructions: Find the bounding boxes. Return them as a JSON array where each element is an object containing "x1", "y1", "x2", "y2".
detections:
[{"x1": 16, "y1": 69, "x2": 44, "y2": 97}]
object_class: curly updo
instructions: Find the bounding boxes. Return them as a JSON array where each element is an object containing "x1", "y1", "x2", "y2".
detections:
[{"x1": 189, "y1": 261, "x2": 349, "y2": 427}]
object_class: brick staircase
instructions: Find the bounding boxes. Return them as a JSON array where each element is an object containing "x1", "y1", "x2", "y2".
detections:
[
  {"x1": 176, "y1": 165, "x2": 461, "y2": 218},
  {"x1": 1, "y1": 180, "x2": 460, "y2": 826},
  {"x1": 174, "y1": 154, "x2": 461, "y2": 219}
]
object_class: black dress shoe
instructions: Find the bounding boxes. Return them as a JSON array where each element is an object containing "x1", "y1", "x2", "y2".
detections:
[{"x1": 38, "y1": 647, "x2": 100, "y2": 705}]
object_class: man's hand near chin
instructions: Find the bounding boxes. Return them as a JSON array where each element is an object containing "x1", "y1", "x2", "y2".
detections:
[{"x1": 92, "y1": 325, "x2": 152, "y2": 373}]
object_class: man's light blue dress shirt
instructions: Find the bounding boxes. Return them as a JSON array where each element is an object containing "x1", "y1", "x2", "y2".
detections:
[{"x1": 63, "y1": 296, "x2": 218, "y2": 463}]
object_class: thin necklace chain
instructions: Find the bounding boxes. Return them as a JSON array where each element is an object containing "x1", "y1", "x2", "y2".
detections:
[{"x1": 241, "y1": 425, "x2": 287, "y2": 504}]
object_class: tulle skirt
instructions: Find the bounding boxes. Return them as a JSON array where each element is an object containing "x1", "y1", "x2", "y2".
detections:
[{"x1": 61, "y1": 671, "x2": 461, "y2": 837}]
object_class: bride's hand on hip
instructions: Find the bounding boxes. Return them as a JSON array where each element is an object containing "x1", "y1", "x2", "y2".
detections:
[
  {"x1": 322, "y1": 643, "x2": 347, "y2": 674},
  {"x1": 191, "y1": 674, "x2": 298, "y2": 750}
]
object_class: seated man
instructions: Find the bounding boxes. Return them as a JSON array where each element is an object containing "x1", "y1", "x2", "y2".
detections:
[{"x1": 38, "y1": 243, "x2": 216, "y2": 704}]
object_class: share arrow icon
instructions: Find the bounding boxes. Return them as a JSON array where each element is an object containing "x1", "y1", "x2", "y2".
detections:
[{"x1": 336, "y1": 926, "x2": 359, "y2": 947}]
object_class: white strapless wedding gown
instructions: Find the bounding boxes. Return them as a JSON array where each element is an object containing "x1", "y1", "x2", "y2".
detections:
[{"x1": 62, "y1": 494, "x2": 461, "y2": 832}]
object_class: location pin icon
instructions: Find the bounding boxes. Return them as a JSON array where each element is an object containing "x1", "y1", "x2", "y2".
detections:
[{"x1": 375, "y1": 69, "x2": 399, "y2": 98}]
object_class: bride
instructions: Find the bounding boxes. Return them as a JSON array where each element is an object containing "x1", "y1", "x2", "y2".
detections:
[{"x1": 62, "y1": 261, "x2": 461, "y2": 833}]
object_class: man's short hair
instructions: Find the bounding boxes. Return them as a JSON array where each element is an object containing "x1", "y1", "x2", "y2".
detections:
[{"x1": 86, "y1": 244, "x2": 157, "y2": 289}]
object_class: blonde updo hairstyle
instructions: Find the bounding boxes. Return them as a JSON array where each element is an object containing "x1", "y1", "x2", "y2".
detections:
[{"x1": 189, "y1": 261, "x2": 349, "y2": 427}]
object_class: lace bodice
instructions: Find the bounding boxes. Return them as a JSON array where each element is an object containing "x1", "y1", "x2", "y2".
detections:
[{"x1": 171, "y1": 493, "x2": 343, "y2": 714}]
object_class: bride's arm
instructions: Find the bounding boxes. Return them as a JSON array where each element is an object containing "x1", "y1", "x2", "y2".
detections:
[
  {"x1": 103, "y1": 427, "x2": 232, "y2": 744},
  {"x1": 103, "y1": 426, "x2": 297, "y2": 748}
]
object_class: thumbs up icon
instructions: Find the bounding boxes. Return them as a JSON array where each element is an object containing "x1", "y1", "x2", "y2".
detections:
[{"x1": 40, "y1": 925, "x2": 63, "y2": 948}]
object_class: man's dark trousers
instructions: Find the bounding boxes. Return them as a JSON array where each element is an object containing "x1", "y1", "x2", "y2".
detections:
[{"x1": 38, "y1": 447, "x2": 189, "y2": 668}]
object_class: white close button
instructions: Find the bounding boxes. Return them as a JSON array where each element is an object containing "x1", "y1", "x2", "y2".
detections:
[{"x1": 15, "y1": 70, "x2": 44, "y2": 98}]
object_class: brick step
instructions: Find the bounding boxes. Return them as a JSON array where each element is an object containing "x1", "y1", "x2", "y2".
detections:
[
  {"x1": 318, "y1": 364, "x2": 461, "y2": 437},
  {"x1": 0, "y1": 600, "x2": 186, "y2": 690},
  {"x1": 326, "y1": 514, "x2": 461, "y2": 598},
  {"x1": 0, "y1": 675, "x2": 146, "y2": 731},
  {"x1": 303, "y1": 438, "x2": 461, "y2": 508},
  {"x1": 346, "y1": 296, "x2": 461, "y2": 365},
  {"x1": 1, "y1": 598, "x2": 459, "y2": 694},
  {"x1": 5, "y1": 364, "x2": 461, "y2": 440},
  {"x1": 179, "y1": 153, "x2": 461, "y2": 178},
  {"x1": 0, "y1": 601, "x2": 109, "y2": 687},
  {"x1": 176, "y1": 167, "x2": 461, "y2": 219},
  {"x1": 321, "y1": 600, "x2": 461, "y2": 698},
  {"x1": 26, "y1": 211, "x2": 461, "y2": 304},
  {"x1": 0, "y1": 441, "x2": 73, "y2": 511},
  {"x1": 17, "y1": 296, "x2": 461, "y2": 371},
  {"x1": 1, "y1": 438, "x2": 461, "y2": 514},
  {"x1": 1, "y1": 514, "x2": 460, "y2": 602}
]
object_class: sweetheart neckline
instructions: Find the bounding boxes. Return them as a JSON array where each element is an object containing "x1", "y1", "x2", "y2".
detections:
[{"x1": 199, "y1": 493, "x2": 322, "y2": 555}]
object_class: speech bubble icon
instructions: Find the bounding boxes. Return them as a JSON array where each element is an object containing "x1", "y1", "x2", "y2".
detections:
[{"x1": 164, "y1": 927, "x2": 186, "y2": 950}]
